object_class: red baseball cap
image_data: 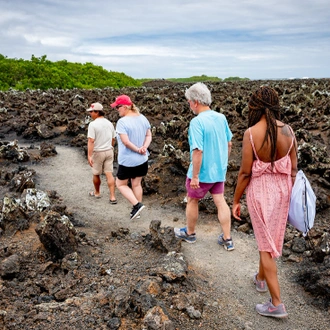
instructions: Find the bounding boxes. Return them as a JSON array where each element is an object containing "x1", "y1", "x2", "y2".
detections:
[{"x1": 110, "y1": 95, "x2": 133, "y2": 108}]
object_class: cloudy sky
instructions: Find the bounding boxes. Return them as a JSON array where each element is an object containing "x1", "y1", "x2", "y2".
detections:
[{"x1": 1, "y1": 0, "x2": 329, "y2": 80}]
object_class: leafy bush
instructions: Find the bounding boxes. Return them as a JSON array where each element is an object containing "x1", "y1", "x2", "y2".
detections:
[
  {"x1": 0, "y1": 54, "x2": 141, "y2": 91},
  {"x1": 0, "y1": 55, "x2": 250, "y2": 91}
]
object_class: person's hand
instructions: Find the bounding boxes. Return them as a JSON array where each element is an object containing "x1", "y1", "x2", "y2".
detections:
[
  {"x1": 232, "y1": 202, "x2": 241, "y2": 220},
  {"x1": 88, "y1": 156, "x2": 93, "y2": 167},
  {"x1": 190, "y1": 177, "x2": 200, "y2": 189},
  {"x1": 138, "y1": 146, "x2": 147, "y2": 155}
]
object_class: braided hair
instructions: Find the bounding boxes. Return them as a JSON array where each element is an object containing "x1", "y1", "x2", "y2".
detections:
[{"x1": 248, "y1": 86, "x2": 282, "y2": 165}]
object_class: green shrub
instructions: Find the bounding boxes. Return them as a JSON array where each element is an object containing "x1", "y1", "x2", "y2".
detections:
[{"x1": 0, "y1": 54, "x2": 141, "y2": 91}]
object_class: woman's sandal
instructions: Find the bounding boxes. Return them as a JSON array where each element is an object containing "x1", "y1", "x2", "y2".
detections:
[{"x1": 109, "y1": 199, "x2": 117, "y2": 204}]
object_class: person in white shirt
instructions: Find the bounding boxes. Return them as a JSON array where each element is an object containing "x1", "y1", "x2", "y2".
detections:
[{"x1": 87, "y1": 102, "x2": 117, "y2": 204}]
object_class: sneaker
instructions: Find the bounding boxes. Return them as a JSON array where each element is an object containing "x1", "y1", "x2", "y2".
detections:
[
  {"x1": 130, "y1": 207, "x2": 141, "y2": 219},
  {"x1": 174, "y1": 227, "x2": 196, "y2": 243},
  {"x1": 253, "y1": 272, "x2": 268, "y2": 292},
  {"x1": 256, "y1": 299, "x2": 288, "y2": 318},
  {"x1": 217, "y1": 233, "x2": 235, "y2": 251},
  {"x1": 130, "y1": 212, "x2": 140, "y2": 219},
  {"x1": 130, "y1": 202, "x2": 145, "y2": 220}
]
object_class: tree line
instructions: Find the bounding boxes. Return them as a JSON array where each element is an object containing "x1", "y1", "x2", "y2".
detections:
[
  {"x1": 0, "y1": 54, "x2": 249, "y2": 91},
  {"x1": 0, "y1": 54, "x2": 140, "y2": 91}
]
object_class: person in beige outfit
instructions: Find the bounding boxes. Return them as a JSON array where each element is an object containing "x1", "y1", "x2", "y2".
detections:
[{"x1": 87, "y1": 102, "x2": 117, "y2": 204}]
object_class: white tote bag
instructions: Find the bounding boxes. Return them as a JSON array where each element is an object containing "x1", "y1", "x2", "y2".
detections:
[{"x1": 288, "y1": 170, "x2": 316, "y2": 236}]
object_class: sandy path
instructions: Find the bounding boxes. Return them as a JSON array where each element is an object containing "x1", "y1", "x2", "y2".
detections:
[{"x1": 30, "y1": 144, "x2": 330, "y2": 330}]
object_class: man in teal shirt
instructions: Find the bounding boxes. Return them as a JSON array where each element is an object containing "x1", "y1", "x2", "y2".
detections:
[{"x1": 174, "y1": 82, "x2": 234, "y2": 251}]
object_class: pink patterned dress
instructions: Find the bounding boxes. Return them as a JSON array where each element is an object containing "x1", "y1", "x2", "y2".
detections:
[{"x1": 246, "y1": 128, "x2": 294, "y2": 258}]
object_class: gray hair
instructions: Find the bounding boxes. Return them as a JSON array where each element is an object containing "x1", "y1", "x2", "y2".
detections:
[{"x1": 185, "y1": 82, "x2": 212, "y2": 106}]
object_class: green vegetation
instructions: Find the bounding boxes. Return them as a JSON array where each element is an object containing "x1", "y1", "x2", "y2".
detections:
[
  {"x1": 0, "y1": 54, "x2": 141, "y2": 91},
  {"x1": 168, "y1": 75, "x2": 222, "y2": 83},
  {"x1": 137, "y1": 75, "x2": 249, "y2": 84},
  {"x1": 223, "y1": 76, "x2": 250, "y2": 82},
  {"x1": 0, "y1": 55, "x2": 250, "y2": 91}
]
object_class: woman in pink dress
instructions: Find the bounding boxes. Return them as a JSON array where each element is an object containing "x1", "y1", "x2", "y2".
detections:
[{"x1": 232, "y1": 86, "x2": 297, "y2": 318}]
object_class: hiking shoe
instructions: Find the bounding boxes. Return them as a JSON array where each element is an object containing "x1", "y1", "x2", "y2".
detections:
[
  {"x1": 256, "y1": 299, "x2": 288, "y2": 318},
  {"x1": 217, "y1": 233, "x2": 235, "y2": 251},
  {"x1": 130, "y1": 202, "x2": 145, "y2": 220},
  {"x1": 174, "y1": 227, "x2": 196, "y2": 243},
  {"x1": 253, "y1": 272, "x2": 268, "y2": 292}
]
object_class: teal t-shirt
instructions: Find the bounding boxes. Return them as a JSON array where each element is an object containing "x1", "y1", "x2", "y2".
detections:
[{"x1": 187, "y1": 110, "x2": 232, "y2": 183}]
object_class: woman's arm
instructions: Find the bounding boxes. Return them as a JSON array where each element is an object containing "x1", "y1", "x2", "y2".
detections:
[
  {"x1": 119, "y1": 128, "x2": 152, "y2": 155},
  {"x1": 232, "y1": 130, "x2": 254, "y2": 220},
  {"x1": 289, "y1": 128, "x2": 298, "y2": 183},
  {"x1": 142, "y1": 128, "x2": 152, "y2": 149},
  {"x1": 138, "y1": 128, "x2": 152, "y2": 155},
  {"x1": 119, "y1": 133, "x2": 140, "y2": 153}
]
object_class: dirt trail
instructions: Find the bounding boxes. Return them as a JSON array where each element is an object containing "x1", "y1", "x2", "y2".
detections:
[{"x1": 30, "y1": 145, "x2": 330, "y2": 330}]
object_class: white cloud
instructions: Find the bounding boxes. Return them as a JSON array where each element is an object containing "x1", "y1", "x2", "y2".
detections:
[{"x1": 0, "y1": 0, "x2": 329, "y2": 79}]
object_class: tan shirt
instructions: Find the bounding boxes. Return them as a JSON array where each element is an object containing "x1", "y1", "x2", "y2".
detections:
[{"x1": 87, "y1": 117, "x2": 116, "y2": 151}]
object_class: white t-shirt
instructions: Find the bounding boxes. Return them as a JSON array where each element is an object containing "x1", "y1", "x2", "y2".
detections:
[{"x1": 87, "y1": 117, "x2": 116, "y2": 151}]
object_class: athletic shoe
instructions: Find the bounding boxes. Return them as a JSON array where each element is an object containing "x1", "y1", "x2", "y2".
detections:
[
  {"x1": 130, "y1": 202, "x2": 145, "y2": 220},
  {"x1": 174, "y1": 227, "x2": 196, "y2": 243},
  {"x1": 129, "y1": 209, "x2": 140, "y2": 219},
  {"x1": 217, "y1": 233, "x2": 235, "y2": 251},
  {"x1": 256, "y1": 299, "x2": 288, "y2": 318},
  {"x1": 253, "y1": 272, "x2": 268, "y2": 292}
]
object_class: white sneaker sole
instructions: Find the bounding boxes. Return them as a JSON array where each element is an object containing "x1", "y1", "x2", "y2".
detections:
[{"x1": 131, "y1": 205, "x2": 145, "y2": 220}]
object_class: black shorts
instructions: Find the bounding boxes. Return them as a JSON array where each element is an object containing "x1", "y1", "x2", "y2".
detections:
[{"x1": 116, "y1": 161, "x2": 148, "y2": 180}]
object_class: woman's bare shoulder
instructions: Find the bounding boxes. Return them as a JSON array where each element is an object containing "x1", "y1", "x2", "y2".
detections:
[
  {"x1": 249, "y1": 121, "x2": 266, "y2": 136},
  {"x1": 278, "y1": 122, "x2": 294, "y2": 137},
  {"x1": 242, "y1": 127, "x2": 251, "y2": 139}
]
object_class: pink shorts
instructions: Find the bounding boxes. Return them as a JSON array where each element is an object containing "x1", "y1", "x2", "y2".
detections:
[{"x1": 186, "y1": 177, "x2": 224, "y2": 199}]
